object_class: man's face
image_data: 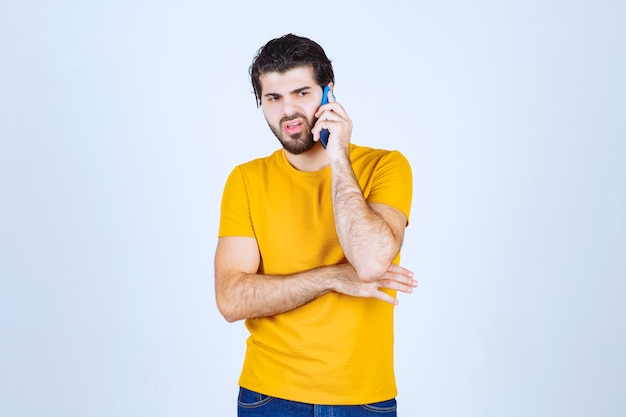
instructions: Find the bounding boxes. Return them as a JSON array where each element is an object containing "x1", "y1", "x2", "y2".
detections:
[{"x1": 259, "y1": 66, "x2": 325, "y2": 155}]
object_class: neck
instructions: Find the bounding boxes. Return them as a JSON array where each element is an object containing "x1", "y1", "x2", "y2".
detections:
[{"x1": 284, "y1": 142, "x2": 329, "y2": 172}]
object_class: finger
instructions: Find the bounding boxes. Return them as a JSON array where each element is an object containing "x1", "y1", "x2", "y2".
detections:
[
  {"x1": 378, "y1": 279, "x2": 416, "y2": 294},
  {"x1": 316, "y1": 111, "x2": 344, "y2": 126},
  {"x1": 315, "y1": 101, "x2": 348, "y2": 119},
  {"x1": 311, "y1": 118, "x2": 341, "y2": 138},
  {"x1": 387, "y1": 263, "x2": 414, "y2": 277},
  {"x1": 371, "y1": 290, "x2": 399, "y2": 306},
  {"x1": 310, "y1": 119, "x2": 332, "y2": 138},
  {"x1": 384, "y1": 269, "x2": 418, "y2": 289},
  {"x1": 328, "y1": 86, "x2": 336, "y2": 103}
]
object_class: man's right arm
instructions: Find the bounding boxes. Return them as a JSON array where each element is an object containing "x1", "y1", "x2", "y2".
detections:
[{"x1": 214, "y1": 236, "x2": 417, "y2": 322}]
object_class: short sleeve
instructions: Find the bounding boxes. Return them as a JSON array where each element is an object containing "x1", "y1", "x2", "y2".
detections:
[
  {"x1": 218, "y1": 166, "x2": 256, "y2": 238},
  {"x1": 367, "y1": 150, "x2": 413, "y2": 224}
]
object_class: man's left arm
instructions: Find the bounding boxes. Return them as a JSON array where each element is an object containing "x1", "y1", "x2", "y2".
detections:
[
  {"x1": 331, "y1": 155, "x2": 408, "y2": 282},
  {"x1": 313, "y1": 94, "x2": 410, "y2": 282}
]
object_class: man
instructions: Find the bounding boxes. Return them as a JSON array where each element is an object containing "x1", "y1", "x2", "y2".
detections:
[{"x1": 215, "y1": 33, "x2": 416, "y2": 416}]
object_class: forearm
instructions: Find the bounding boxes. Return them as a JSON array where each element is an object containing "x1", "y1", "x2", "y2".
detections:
[
  {"x1": 215, "y1": 233, "x2": 416, "y2": 322},
  {"x1": 217, "y1": 265, "x2": 346, "y2": 322},
  {"x1": 331, "y1": 154, "x2": 401, "y2": 281}
]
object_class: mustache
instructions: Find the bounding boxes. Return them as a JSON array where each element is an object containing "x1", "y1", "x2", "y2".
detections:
[{"x1": 280, "y1": 113, "x2": 308, "y2": 125}]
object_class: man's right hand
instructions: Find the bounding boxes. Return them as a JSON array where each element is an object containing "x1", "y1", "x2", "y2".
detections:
[{"x1": 331, "y1": 263, "x2": 417, "y2": 306}]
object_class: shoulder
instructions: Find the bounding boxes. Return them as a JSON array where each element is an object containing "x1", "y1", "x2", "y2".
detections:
[
  {"x1": 237, "y1": 149, "x2": 282, "y2": 170},
  {"x1": 350, "y1": 144, "x2": 411, "y2": 170},
  {"x1": 230, "y1": 149, "x2": 285, "y2": 179}
]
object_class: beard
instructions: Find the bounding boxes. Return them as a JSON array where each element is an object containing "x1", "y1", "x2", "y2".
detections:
[{"x1": 268, "y1": 112, "x2": 316, "y2": 155}]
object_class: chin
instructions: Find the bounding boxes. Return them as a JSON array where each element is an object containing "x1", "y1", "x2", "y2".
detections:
[{"x1": 280, "y1": 135, "x2": 315, "y2": 155}]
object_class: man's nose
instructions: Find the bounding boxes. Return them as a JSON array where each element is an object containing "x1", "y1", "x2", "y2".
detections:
[{"x1": 281, "y1": 96, "x2": 299, "y2": 116}]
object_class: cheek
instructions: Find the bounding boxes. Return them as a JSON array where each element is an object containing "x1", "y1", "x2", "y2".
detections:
[
  {"x1": 262, "y1": 107, "x2": 279, "y2": 124},
  {"x1": 303, "y1": 102, "x2": 320, "y2": 120}
]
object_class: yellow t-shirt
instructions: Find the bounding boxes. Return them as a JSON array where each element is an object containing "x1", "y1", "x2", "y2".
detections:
[{"x1": 218, "y1": 144, "x2": 412, "y2": 405}]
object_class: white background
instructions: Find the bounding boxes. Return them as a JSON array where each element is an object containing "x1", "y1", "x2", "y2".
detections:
[{"x1": 1, "y1": 1, "x2": 624, "y2": 416}]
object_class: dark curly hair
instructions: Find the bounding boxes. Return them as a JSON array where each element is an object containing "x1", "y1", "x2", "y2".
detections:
[{"x1": 249, "y1": 34, "x2": 335, "y2": 106}]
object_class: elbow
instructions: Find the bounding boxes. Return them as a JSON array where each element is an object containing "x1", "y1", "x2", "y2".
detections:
[
  {"x1": 355, "y1": 270, "x2": 380, "y2": 283},
  {"x1": 224, "y1": 315, "x2": 239, "y2": 324},
  {"x1": 353, "y1": 249, "x2": 400, "y2": 282},
  {"x1": 220, "y1": 310, "x2": 239, "y2": 324},
  {"x1": 216, "y1": 295, "x2": 241, "y2": 323},
  {"x1": 354, "y1": 258, "x2": 392, "y2": 283},
  {"x1": 218, "y1": 306, "x2": 240, "y2": 323}
]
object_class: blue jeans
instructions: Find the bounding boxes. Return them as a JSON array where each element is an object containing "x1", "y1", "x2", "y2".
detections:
[{"x1": 237, "y1": 387, "x2": 398, "y2": 417}]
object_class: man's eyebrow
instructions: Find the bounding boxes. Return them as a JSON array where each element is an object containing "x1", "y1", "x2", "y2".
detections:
[
  {"x1": 263, "y1": 86, "x2": 313, "y2": 99},
  {"x1": 292, "y1": 86, "x2": 312, "y2": 94}
]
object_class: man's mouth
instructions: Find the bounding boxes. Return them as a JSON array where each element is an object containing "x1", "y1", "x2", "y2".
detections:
[{"x1": 283, "y1": 120, "x2": 304, "y2": 135}]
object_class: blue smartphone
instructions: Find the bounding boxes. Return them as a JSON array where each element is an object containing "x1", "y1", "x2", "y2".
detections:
[{"x1": 319, "y1": 85, "x2": 335, "y2": 148}]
